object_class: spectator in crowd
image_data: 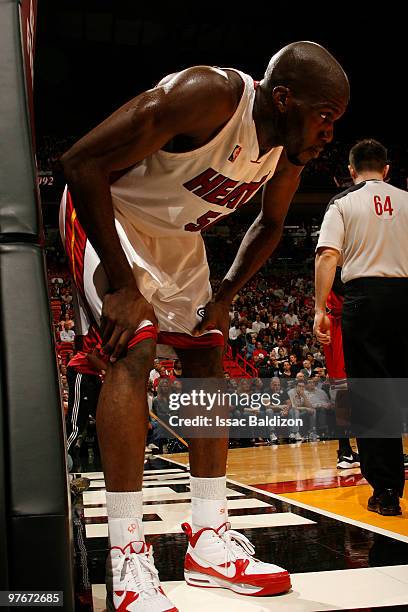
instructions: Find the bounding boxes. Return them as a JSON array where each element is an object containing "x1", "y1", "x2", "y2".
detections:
[
  {"x1": 60, "y1": 322, "x2": 75, "y2": 343},
  {"x1": 276, "y1": 347, "x2": 288, "y2": 367},
  {"x1": 153, "y1": 365, "x2": 173, "y2": 391},
  {"x1": 60, "y1": 287, "x2": 73, "y2": 306},
  {"x1": 305, "y1": 377, "x2": 334, "y2": 439},
  {"x1": 149, "y1": 358, "x2": 161, "y2": 385},
  {"x1": 300, "y1": 359, "x2": 313, "y2": 379},
  {"x1": 253, "y1": 342, "x2": 268, "y2": 361},
  {"x1": 284, "y1": 305, "x2": 300, "y2": 327},
  {"x1": 261, "y1": 332, "x2": 275, "y2": 353},
  {"x1": 289, "y1": 353, "x2": 301, "y2": 376},
  {"x1": 264, "y1": 377, "x2": 291, "y2": 443},
  {"x1": 171, "y1": 359, "x2": 182, "y2": 378},
  {"x1": 251, "y1": 314, "x2": 266, "y2": 335},
  {"x1": 228, "y1": 322, "x2": 241, "y2": 359},
  {"x1": 288, "y1": 379, "x2": 317, "y2": 441},
  {"x1": 280, "y1": 360, "x2": 293, "y2": 385},
  {"x1": 59, "y1": 312, "x2": 75, "y2": 332},
  {"x1": 306, "y1": 351, "x2": 323, "y2": 370},
  {"x1": 234, "y1": 324, "x2": 247, "y2": 355},
  {"x1": 272, "y1": 339, "x2": 287, "y2": 359},
  {"x1": 245, "y1": 335, "x2": 257, "y2": 361}
]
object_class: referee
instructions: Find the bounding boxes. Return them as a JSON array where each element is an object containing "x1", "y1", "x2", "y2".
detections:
[{"x1": 314, "y1": 139, "x2": 407, "y2": 516}]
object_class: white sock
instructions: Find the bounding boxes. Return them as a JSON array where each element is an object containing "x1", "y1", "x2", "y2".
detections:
[
  {"x1": 190, "y1": 476, "x2": 227, "y2": 533},
  {"x1": 106, "y1": 491, "x2": 144, "y2": 548}
]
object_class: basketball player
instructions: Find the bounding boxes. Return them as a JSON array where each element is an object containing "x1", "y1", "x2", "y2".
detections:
[
  {"x1": 323, "y1": 266, "x2": 360, "y2": 469},
  {"x1": 61, "y1": 42, "x2": 349, "y2": 611},
  {"x1": 65, "y1": 338, "x2": 106, "y2": 470}
]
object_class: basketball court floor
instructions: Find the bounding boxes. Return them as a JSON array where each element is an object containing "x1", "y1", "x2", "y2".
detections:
[{"x1": 71, "y1": 439, "x2": 408, "y2": 611}]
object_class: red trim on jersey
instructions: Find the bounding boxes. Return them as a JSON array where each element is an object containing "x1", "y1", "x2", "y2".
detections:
[
  {"x1": 64, "y1": 190, "x2": 87, "y2": 298},
  {"x1": 253, "y1": 80, "x2": 260, "y2": 89},
  {"x1": 158, "y1": 331, "x2": 224, "y2": 349}
]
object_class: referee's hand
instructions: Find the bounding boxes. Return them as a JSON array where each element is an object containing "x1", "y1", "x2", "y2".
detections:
[{"x1": 313, "y1": 311, "x2": 331, "y2": 345}]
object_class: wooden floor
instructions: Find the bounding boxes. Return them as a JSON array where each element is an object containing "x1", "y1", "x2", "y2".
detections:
[
  {"x1": 72, "y1": 448, "x2": 408, "y2": 611},
  {"x1": 169, "y1": 438, "x2": 408, "y2": 537}
]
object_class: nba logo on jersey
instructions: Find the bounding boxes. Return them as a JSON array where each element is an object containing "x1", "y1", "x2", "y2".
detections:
[{"x1": 228, "y1": 144, "x2": 242, "y2": 163}]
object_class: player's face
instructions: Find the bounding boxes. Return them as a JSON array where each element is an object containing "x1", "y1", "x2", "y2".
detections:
[{"x1": 284, "y1": 94, "x2": 347, "y2": 166}]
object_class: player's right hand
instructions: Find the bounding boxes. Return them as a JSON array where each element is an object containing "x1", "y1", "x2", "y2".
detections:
[
  {"x1": 100, "y1": 286, "x2": 157, "y2": 362},
  {"x1": 313, "y1": 311, "x2": 331, "y2": 345}
]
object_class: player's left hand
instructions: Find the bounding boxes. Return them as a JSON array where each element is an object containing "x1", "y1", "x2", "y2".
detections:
[
  {"x1": 313, "y1": 311, "x2": 331, "y2": 345},
  {"x1": 193, "y1": 299, "x2": 230, "y2": 353}
]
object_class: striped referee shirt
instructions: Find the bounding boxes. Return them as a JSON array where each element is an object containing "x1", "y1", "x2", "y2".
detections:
[{"x1": 317, "y1": 180, "x2": 408, "y2": 283}]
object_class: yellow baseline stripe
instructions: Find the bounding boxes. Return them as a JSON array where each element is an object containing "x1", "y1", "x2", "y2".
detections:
[{"x1": 282, "y1": 485, "x2": 408, "y2": 537}]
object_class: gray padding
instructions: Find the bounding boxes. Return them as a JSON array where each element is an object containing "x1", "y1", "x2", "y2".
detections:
[
  {"x1": 0, "y1": 352, "x2": 9, "y2": 588},
  {"x1": 0, "y1": 244, "x2": 68, "y2": 515},
  {"x1": 0, "y1": 0, "x2": 40, "y2": 237}
]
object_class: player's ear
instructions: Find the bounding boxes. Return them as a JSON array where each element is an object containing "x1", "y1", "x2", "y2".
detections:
[
  {"x1": 272, "y1": 86, "x2": 291, "y2": 113},
  {"x1": 348, "y1": 164, "x2": 357, "y2": 181},
  {"x1": 383, "y1": 164, "x2": 390, "y2": 180}
]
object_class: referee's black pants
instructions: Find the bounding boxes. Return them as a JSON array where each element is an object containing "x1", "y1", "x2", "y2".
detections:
[
  {"x1": 66, "y1": 366, "x2": 102, "y2": 453},
  {"x1": 342, "y1": 277, "x2": 406, "y2": 497}
]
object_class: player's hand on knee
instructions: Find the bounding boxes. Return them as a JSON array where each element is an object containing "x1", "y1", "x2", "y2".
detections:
[
  {"x1": 100, "y1": 287, "x2": 157, "y2": 362},
  {"x1": 193, "y1": 299, "x2": 229, "y2": 352}
]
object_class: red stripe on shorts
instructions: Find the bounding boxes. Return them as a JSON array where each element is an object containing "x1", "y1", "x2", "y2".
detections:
[{"x1": 158, "y1": 331, "x2": 224, "y2": 349}]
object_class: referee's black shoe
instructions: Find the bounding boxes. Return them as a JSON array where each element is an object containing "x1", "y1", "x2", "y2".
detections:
[{"x1": 367, "y1": 489, "x2": 402, "y2": 516}]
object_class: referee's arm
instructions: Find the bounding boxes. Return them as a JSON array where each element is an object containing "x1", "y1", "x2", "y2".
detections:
[{"x1": 314, "y1": 203, "x2": 344, "y2": 344}]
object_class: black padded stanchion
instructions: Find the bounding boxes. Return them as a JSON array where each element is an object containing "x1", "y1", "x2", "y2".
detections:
[
  {"x1": 0, "y1": 0, "x2": 74, "y2": 608},
  {"x1": 0, "y1": 0, "x2": 40, "y2": 238},
  {"x1": 0, "y1": 245, "x2": 73, "y2": 603},
  {"x1": 0, "y1": 353, "x2": 9, "y2": 590}
]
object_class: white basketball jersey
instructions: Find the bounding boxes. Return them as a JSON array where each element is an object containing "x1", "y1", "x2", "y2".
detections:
[
  {"x1": 111, "y1": 69, "x2": 283, "y2": 238},
  {"x1": 60, "y1": 69, "x2": 283, "y2": 339}
]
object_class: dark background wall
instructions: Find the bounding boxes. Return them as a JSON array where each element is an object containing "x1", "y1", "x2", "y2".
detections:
[{"x1": 34, "y1": 2, "x2": 404, "y2": 143}]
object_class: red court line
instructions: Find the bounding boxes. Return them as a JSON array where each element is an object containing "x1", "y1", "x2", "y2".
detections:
[{"x1": 254, "y1": 471, "x2": 408, "y2": 494}]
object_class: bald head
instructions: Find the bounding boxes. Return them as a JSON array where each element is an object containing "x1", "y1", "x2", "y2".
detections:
[{"x1": 264, "y1": 41, "x2": 349, "y2": 103}]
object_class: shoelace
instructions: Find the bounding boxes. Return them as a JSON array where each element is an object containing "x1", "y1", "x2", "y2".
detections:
[
  {"x1": 118, "y1": 548, "x2": 160, "y2": 599},
  {"x1": 219, "y1": 529, "x2": 258, "y2": 566}
]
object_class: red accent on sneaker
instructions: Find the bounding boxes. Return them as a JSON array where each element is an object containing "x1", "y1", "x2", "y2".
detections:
[
  {"x1": 185, "y1": 552, "x2": 287, "y2": 587},
  {"x1": 182, "y1": 522, "x2": 230, "y2": 548},
  {"x1": 113, "y1": 590, "x2": 139, "y2": 611},
  {"x1": 181, "y1": 522, "x2": 193, "y2": 540},
  {"x1": 183, "y1": 522, "x2": 291, "y2": 596}
]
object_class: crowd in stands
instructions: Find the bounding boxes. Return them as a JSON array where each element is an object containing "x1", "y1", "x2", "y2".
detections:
[
  {"x1": 37, "y1": 136, "x2": 408, "y2": 190},
  {"x1": 48, "y1": 267, "x2": 76, "y2": 412},
  {"x1": 37, "y1": 135, "x2": 78, "y2": 173}
]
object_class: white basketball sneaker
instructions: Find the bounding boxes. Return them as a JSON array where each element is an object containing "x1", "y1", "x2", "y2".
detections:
[
  {"x1": 106, "y1": 541, "x2": 178, "y2": 611},
  {"x1": 182, "y1": 522, "x2": 291, "y2": 596}
]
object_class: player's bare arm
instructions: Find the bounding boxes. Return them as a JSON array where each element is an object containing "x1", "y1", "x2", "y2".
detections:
[
  {"x1": 194, "y1": 150, "x2": 302, "y2": 341},
  {"x1": 61, "y1": 67, "x2": 241, "y2": 359}
]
